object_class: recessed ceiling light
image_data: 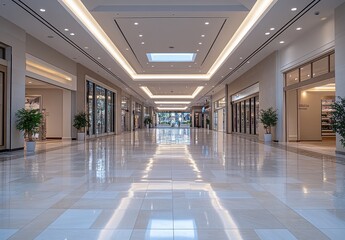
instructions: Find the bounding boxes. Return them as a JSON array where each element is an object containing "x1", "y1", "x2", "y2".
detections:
[
  {"x1": 97, "y1": 57, "x2": 101, "y2": 59},
  {"x1": 291, "y1": 7, "x2": 297, "y2": 11},
  {"x1": 28, "y1": 81, "x2": 32, "y2": 84},
  {"x1": 296, "y1": 27, "x2": 302, "y2": 31},
  {"x1": 84, "y1": 46, "x2": 88, "y2": 49},
  {"x1": 279, "y1": 41, "x2": 285, "y2": 44},
  {"x1": 205, "y1": 22, "x2": 209, "y2": 25},
  {"x1": 240, "y1": 57, "x2": 243, "y2": 59},
  {"x1": 70, "y1": 33, "x2": 75, "y2": 36},
  {"x1": 141, "y1": 42, "x2": 145, "y2": 44},
  {"x1": 139, "y1": 34, "x2": 143, "y2": 37},
  {"x1": 201, "y1": 35, "x2": 205, "y2": 37},
  {"x1": 40, "y1": 9, "x2": 46, "y2": 12},
  {"x1": 321, "y1": 17, "x2": 327, "y2": 21},
  {"x1": 247, "y1": 61, "x2": 250, "y2": 63},
  {"x1": 134, "y1": 22, "x2": 139, "y2": 25},
  {"x1": 196, "y1": 49, "x2": 200, "y2": 52},
  {"x1": 64, "y1": 28, "x2": 69, "y2": 31},
  {"x1": 126, "y1": 48, "x2": 129, "y2": 51},
  {"x1": 108, "y1": 68, "x2": 111, "y2": 70},
  {"x1": 229, "y1": 67, "x2": 233, "y2": 70},
  {"x1": 198, "y1": 42, "x2": 202, "y2": 45},
  {"x1": 270, "y1": 27, "x2": 275, "y2": 31},
  {"x1": 265, "y1": 32, "x2": 270, "y2": 35}
]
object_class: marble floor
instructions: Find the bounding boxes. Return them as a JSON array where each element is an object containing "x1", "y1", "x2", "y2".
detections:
[{"x1": 1, "y1": 128, "x2": 345, "y2": 240}]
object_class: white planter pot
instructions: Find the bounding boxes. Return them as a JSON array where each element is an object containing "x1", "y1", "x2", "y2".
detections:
[
  {"x1": 264, "y1": 133, "x2": 272, "y2": 142},
  {"x1": 26, "y1": 141, "x2": 36, "y2": 152},
  {"x1": 77, "y1": 132, "x2": 85, "y2": 141}
]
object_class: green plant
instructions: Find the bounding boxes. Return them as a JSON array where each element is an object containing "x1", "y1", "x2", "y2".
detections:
[
  {"x1": 73, "y1": 112, "x2": 89, "y2": 132},
  {"x1": 206, "y1": 119, "x2": 210, "y2": 125},
  {"x1": 259, "y1": 107, "x2": 278, "y2": 134},
  {"x1": 331, "y1": 97, "x2": 345, "y2": 148},
  {"x1": 144, "y1": 117, "x2": 152, "y2": 126},
  {"x1": 15, "y1": 108, "x2": 43, "y2": 141}
]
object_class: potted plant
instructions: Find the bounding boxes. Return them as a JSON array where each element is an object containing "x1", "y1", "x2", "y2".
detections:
[
  {"x1": 330, "y1": 97, "x2": 345, "y2": 148},
  {"x1": 15, "y1": 108, "x2": 43, "y2": 152},
  {"x1": 73, "y1": 112, "x2": 89, "y2": 141},
  {"x1": 144, "y1": 117, "x2": 152, "y2": 128},
  {"x1": 259, "y1": 107, "x2": 278, "y2": 142}
]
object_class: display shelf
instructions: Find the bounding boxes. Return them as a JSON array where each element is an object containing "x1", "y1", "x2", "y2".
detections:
[{"x1": 321, "y1": 98, "x2": 335, "y2": 136}]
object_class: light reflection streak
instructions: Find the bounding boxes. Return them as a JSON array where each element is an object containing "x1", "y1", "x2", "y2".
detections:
[{"x1": 98, "y1": 130, "x2": 243, "y2": 240}]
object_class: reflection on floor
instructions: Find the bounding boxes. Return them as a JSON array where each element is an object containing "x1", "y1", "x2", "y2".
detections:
[
  {"x1": 282, "y1": 137, "x2": 336, "y2": 156},
  {"x1": 1, "y1": 129, "x2": 345, "y2": 240}
]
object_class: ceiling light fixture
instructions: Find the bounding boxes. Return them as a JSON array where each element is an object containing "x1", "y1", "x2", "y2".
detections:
[
  {"x1": 140, "y1": 86, "x2": 204, "y2": 99},
  {"x1": 265, "y1": 32, "x2": 270, "y2": 35},
  {"x1": 139, "y1": 34, "x2": 143, "y2": 37},
  {"x1": 40, "y1": 8, "x2": 46, "y2": 12},
  {"x1": 296, "y1": 27, "x2": 302, "y2": 31},
  {"x1": 134, "y1": 22, "x2": 139, "y2": 25},
  {"x1": 291, "y1": 7, "x2": 297, "y2": 11},
  {"x1": 155, "y1": 101, "x2": 191, "y2": 104},
  {"x1": 59, "y1": 0, "x2": 276, "y2": 81},
  {"x1": 64, "y1": 28, "x2": 69, "y2": 31},
  {"x1": 28, "y1": 81, "x2": 32, "y2": 84},
  {"x1": 70, "y1": 33, "x2": 75, "y2": 36},
  {"x1": 270, "y1": 27, "x2": 275, "y2": 31},
  {"x1": 157, "y1": 107, "x2": 188, "y2": 110},
  {"x1": 279, "y1": 41, "x2": 285, "y2": 44},
  {"x1": 205, "y1": 22, "x2": 210, "y2": 25},
  {"x1": 201, "y1": 35, "x2": 205, "y2": 37},
  {"x1": 141, "y1": 42, "x2": 145, "y2": 44}
]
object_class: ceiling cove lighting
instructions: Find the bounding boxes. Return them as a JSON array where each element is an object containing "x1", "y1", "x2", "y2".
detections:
[
  {"x1": 157, "y1": 107, "x2": 188, "y2": 110},
  {"x1": 140, "y1": 86, "x2": 204, "y2": 99},
  {"x1": 26, "y1": 60, "x2": 72, "y2": 81},
  {"x1": 154, "y1": 101, "x2": 191, "y2": 104},
  {"x1": 147, "y1": 53, "x2": 196, "y2": 63},
  {"x1": 59, "y1": 0, "x2": 276, "y2": 81}
]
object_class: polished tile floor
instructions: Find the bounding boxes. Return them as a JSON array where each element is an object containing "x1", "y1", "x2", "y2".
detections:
[{"x1": 1, "y1": 128, "x2": 345, "y2": 240}]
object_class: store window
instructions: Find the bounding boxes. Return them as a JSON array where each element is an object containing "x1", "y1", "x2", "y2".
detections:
[
  {"x1": 300, "y1": 64, "x2": 311, "y2": 81},
  {"x1": 0, "y1": 70, "x2": 4, "y2": 146},
  {"x1": 286, "y1": 69, "x2": 299, "y2": 86},
  {"x1": 0, "y1": 47, "x2": 5, "y2": 60},
  {"x1": 121, "y1": 96, "x2": 129, "y2": 131},
  {"x1": 86, "y1": 81, "x2": 115, "y2": 136},
  {"x1": 312, "y1": 56, "x2": 329, "y2": 77},
  {"x1": 285, "y1": 52, "x2": 334, "y2": 87},
  {"x1": 232, "y1": 95, "x2": 259, "y2": 135}
]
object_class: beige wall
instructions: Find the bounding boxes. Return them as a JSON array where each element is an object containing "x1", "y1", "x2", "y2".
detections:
[
  {"x1": 227, "y1": 52, "x2": 277, "y2": 141},
  {"x1": 76, "y1": 64, "x2": 122, "y2": 135},
  {"x1": 26, "y1": 86, "x2": 63, "y2": 138}
]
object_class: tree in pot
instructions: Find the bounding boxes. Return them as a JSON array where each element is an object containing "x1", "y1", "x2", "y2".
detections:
[
  {"x1": 144, "y1": 117, "x2": 152, "y2": 128},
  {"x1": 15, "y1": 108, "x2": 43, "y2": 152},
  {"x1": 330, "y1": 97, "x2": 345, "y2": 149},
  {"x1": 259, "y1": 107, "x2": 278, "y2": 142},
  {"x1": 73, "y1": 112, "x2": 89, "y2": 141}
]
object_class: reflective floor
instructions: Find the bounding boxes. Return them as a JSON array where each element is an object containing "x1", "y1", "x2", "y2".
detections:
[{"x1": 1, "y1": 128, "x2": 345, "y2": 240}]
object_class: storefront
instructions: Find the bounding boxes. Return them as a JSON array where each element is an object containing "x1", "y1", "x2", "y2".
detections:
[
  {"x1": 86, "y1": 80, "x2": 116, "y2": 137},
  {"x1": 134, "y1": 102, "x2": 142, "y2": 129},
  {"x1": 0, "y1": 48, "x2": 6, "y2": 150},
  {"x1": 285, "y1": 52, "x2": 335, "y2": 142},
  {"x1": 121, "y1": 96, "x2": 130, "y2": 132},
  {"x1": 213, "y1": 98, "x2": 226, "y2": 132},
  {"x1": 231, "y1": 83, "x2": 259, "y2": 135}
]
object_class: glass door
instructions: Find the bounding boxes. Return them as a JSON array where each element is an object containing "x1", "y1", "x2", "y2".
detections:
[
  {"x1": 95, "y1": 86, "x2": 106, "y2": 134},
  {"x1": 0, "y1": 66, "x2": 5, "y2": 148}
]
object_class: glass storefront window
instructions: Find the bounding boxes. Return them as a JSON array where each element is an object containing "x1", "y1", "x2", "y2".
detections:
[
  {"x1": 245, "y1": 100, "x2": 250, "y2": 134},
  {"x1": 255, "y1": 96, "x2": 259, "y2": 135},
  {"x1": 232, "y1": 95, "x2": 259, "y2": 135},
  {"x1": 300, "y1": 64, "x2": 311, "y2": 81},
  {"x1": 286, "y1": 69, "x2": 299, "y2": 86},
  {"x1": 330, "y1": 53, "x2": 335, "y2": 72},
  {"x1": 0, "y1": 70, "x2": 4, "y2": 146},
  {"x1": 87, "y1": 81, "x2": 94, "y2": 135},
  {"x1": 87, "y1": 80, "x2": 116, "y2": 136},
  {"x1": 312, "y1": 56, "x2": 329, "y2": 77},
  {"x1": 106, "y1": 91, "x2": 114, "y2": 133},
  {"x1": 250, "y1": 98, "x2": 255, "y2": 134},
  {"x1": 232, "y1": 103, "x2": 237, "y2": 132},
  {"x1": 240, "y1": 101, "x2": 245, "y2": 133},
  {"x1": 96, "y1": 86, "x2": 106, "y2": 134},
  {"x1": 237, "y1": 103, "x2": 240, "y2": 133}
]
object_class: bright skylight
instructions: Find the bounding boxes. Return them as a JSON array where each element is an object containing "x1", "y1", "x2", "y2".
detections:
[{"x1": 147, "y1": 53, "x2": 196, "y2": 62}]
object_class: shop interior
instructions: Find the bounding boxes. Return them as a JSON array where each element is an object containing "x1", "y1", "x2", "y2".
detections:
[{"x1": 286, "y1": 78, "x2": 335, "y2": 150}]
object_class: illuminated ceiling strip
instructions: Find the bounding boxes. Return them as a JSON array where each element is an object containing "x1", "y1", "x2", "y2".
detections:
[
  {"x1": 141, "y1": 86, "x2": 204, "y2": 99},
  {"x1": 155, "y1": 101, "x2": 191, "y2": 104},
  {"x1": 59, "y1": 0, "x2": 276, "y2": 80},
  {"x1": 157, "y1": 107, "x2": 188, "y2": 110},
  {"x1": 26, "y1": 60, "x2": 72, "y2": 81}
]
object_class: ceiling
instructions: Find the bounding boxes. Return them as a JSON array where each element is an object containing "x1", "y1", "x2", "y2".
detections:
[{"x1": 1, "y1": 0, "x2": 345, "y2": 110}]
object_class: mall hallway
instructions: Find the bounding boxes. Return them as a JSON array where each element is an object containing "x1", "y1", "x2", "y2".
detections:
[{"x1": 1, "y1": 128, "x2": 345, "y2": 240}]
